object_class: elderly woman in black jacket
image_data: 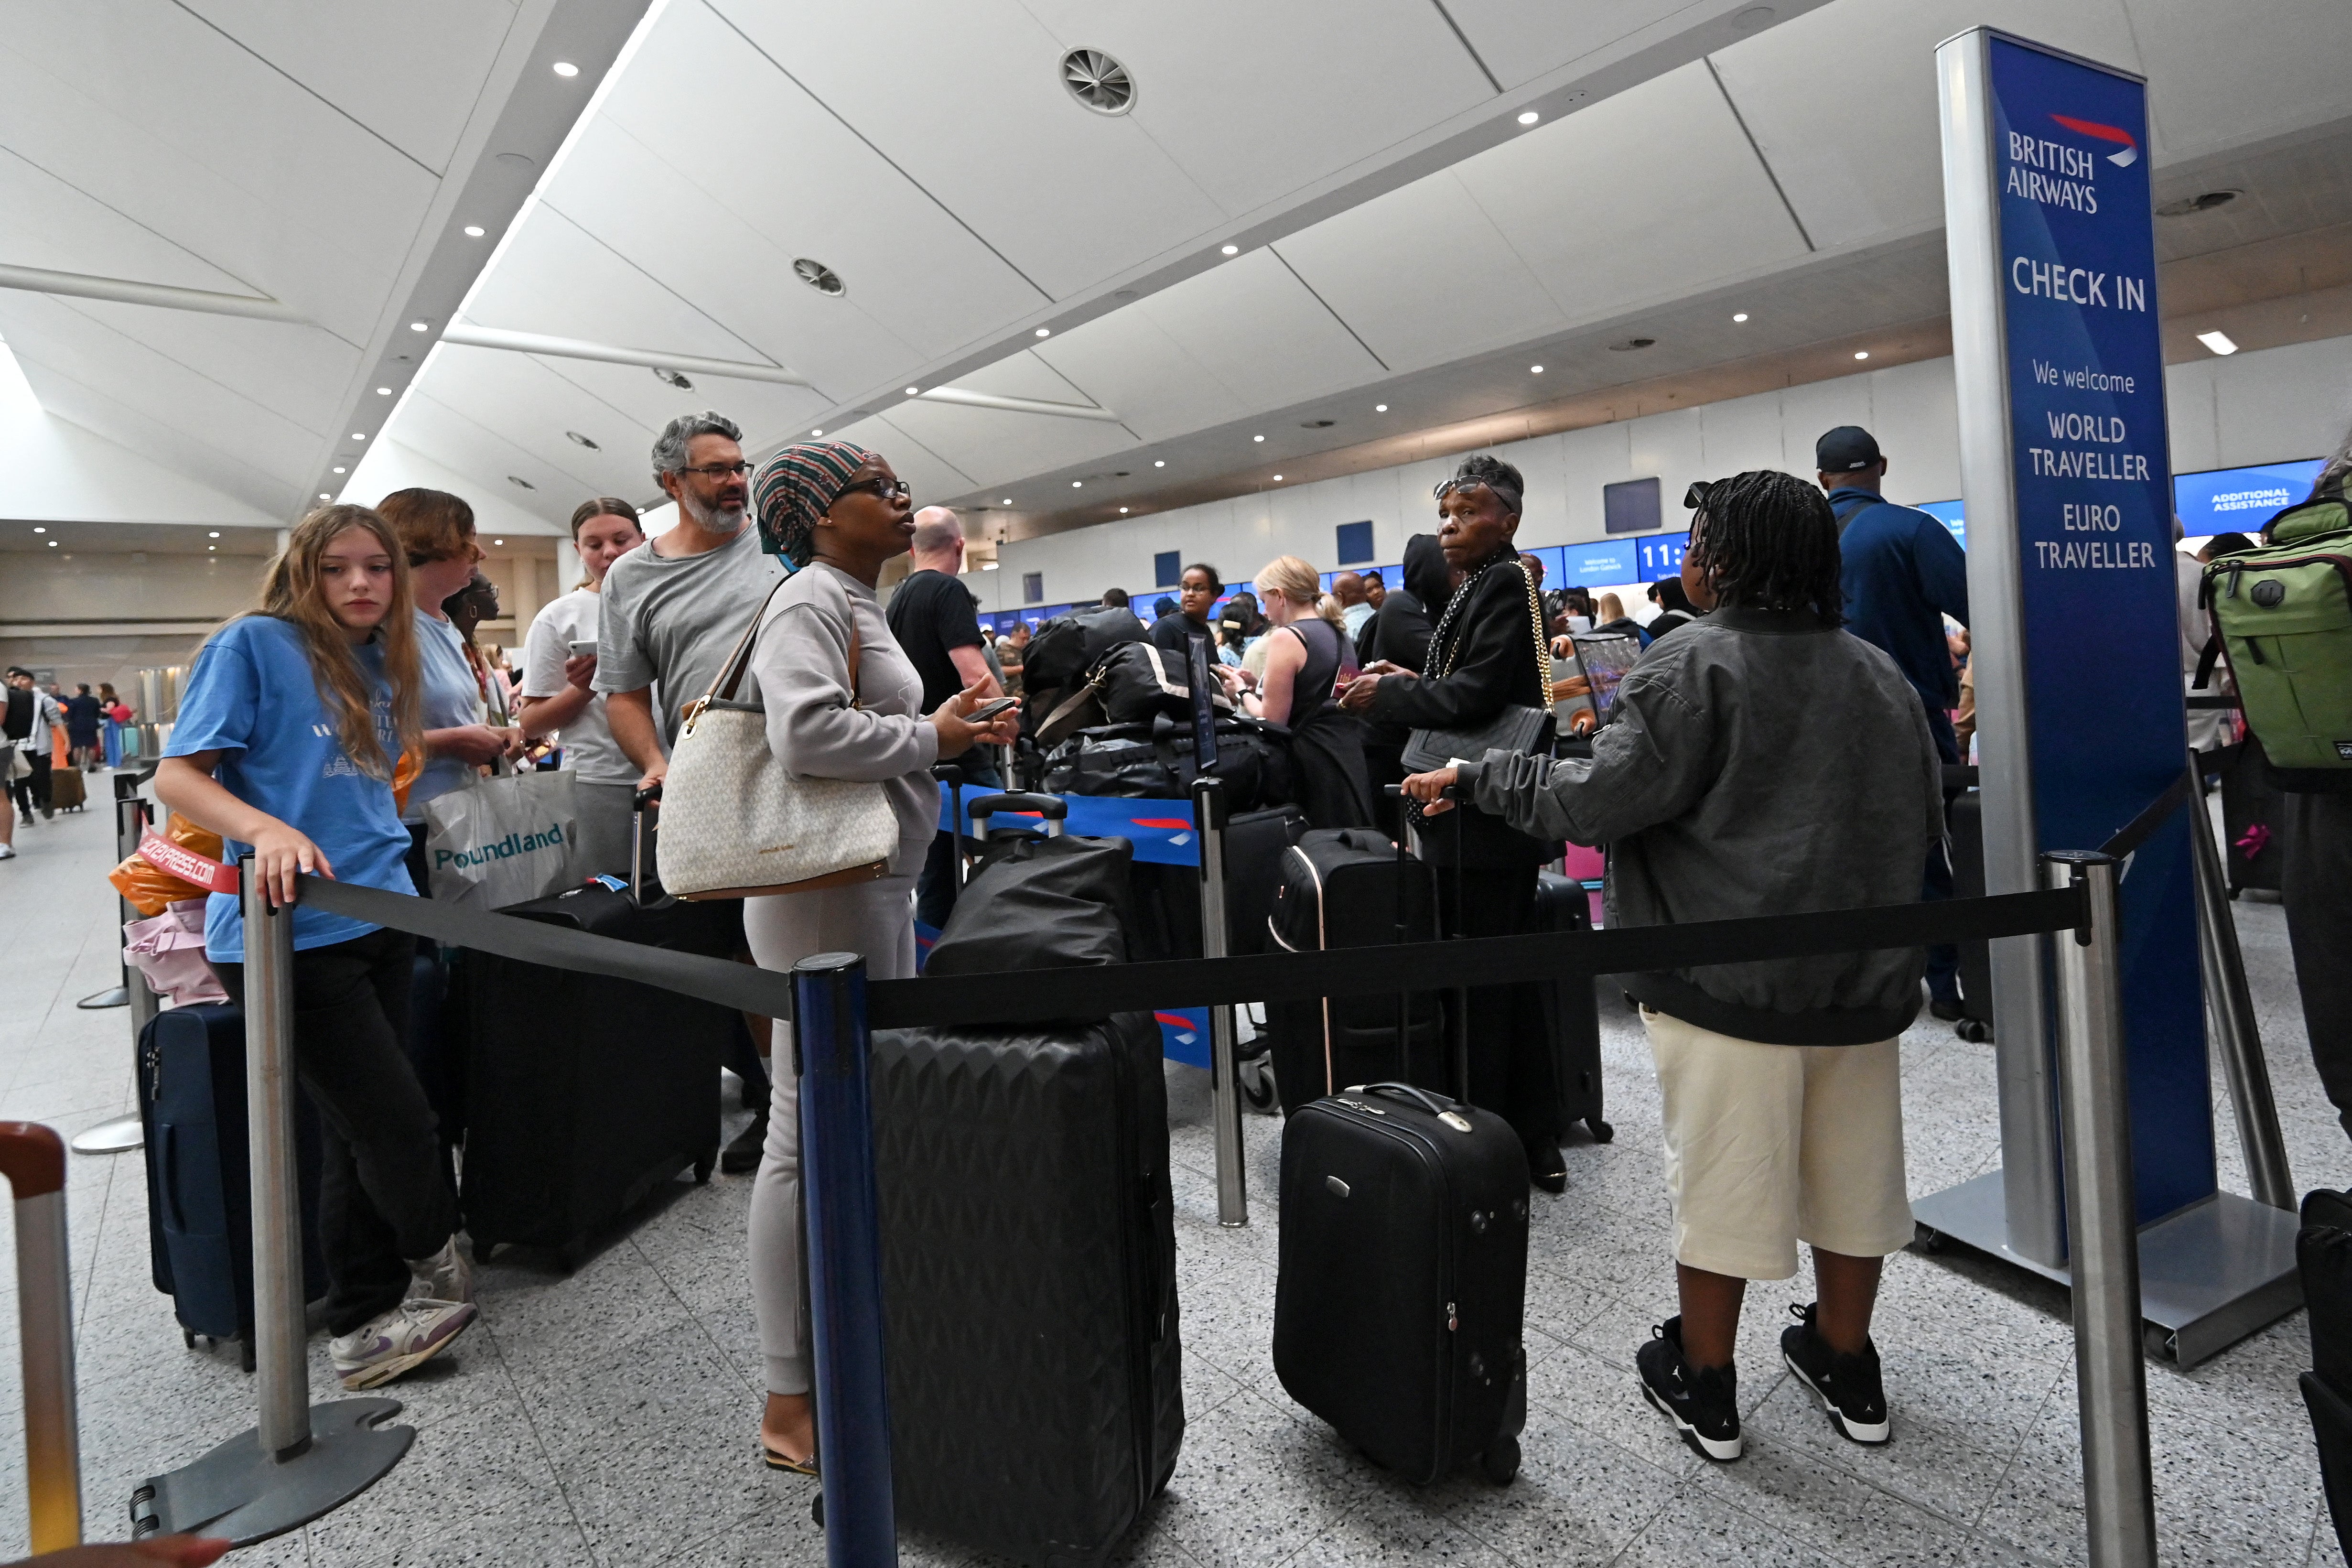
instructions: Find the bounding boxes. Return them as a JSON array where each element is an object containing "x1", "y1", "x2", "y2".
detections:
[{"x1": 1338, "y1": 454, "x2": 1566, "y2": 1190}]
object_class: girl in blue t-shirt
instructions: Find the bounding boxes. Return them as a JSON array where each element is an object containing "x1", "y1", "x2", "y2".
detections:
[{"x1": 157, "y1": 504, "x2": 477, "y2": 1392}]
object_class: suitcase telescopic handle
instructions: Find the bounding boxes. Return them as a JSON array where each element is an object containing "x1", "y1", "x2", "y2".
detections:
[{"x1": 967, "y1": 792, "x2": 1066, "y2": 839}]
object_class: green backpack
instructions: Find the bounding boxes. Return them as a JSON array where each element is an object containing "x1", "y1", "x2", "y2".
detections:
[{"x1": 2199, "y1": 494, "x2": 2352, "y2": 782}]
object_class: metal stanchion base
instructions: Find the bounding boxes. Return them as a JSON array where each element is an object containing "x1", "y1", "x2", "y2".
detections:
[
  {"x1": 130, "y1": 1398, "x2": 413, "y2": 1546},
  {"x1": 70, "y1": 1113, "x2": 145, "y2": 1155},
  {"x1": 78, "y1": 986, "x2": 130, "y2": 1009},
  {"x1": 1912, "y1": 1169, "x2": 2301, "y2": 1367}
]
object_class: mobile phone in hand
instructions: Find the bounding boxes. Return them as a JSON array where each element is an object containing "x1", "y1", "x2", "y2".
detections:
[
  {"x1": 966, "y1": 696, "x2": 1018, "y2": 723},
  {"x1": 567, "y1": 639, "x2": 597, "y2": 658}
]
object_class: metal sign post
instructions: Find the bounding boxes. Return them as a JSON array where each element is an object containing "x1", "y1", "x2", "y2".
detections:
[
  {"x1": 1914, "y1": 26, "x2": 2299, "y2": 1365},
  {"x1": 132, "y1": 858, "x2": 413, "y2": 1544},
  {"x1": 5, "y1": 1121, "x2": 82, "y2": 1551},
  {"x1": 2186, "y1": 763, "x2": 2294, "y2": 1212},
  {"x1": 1190, "y1": 774, "x2": 1248, "y2": 1228},
  {"x1": 72, "y1": 774, "x2": 160, "y2": 1155}
]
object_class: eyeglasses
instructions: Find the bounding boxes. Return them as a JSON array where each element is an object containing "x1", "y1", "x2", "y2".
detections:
[
  {"x1": 678, "y1": 461, "x2": 751, "y2": 480},
  {"x1": 837, "y1": 476, "x2": 911, "y2": 505}
]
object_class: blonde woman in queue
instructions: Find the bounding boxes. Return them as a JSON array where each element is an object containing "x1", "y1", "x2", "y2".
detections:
[
  {"x1": 1226, "y1": 555, "x2": 1374, "y2": 828},
  {"x1": 737, "y1": 442, "x2": 1017, "y2": 1475}
]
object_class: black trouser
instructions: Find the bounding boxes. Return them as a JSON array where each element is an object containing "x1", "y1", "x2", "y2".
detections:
[
  {"x1": 1435, "y1": 862, "x2": 1560, "y2": 1147},
  {"x1": 2283, "y1": 789, "x2": 2352, "y2": 1140},
  {"x1": 218, "y1": 926, "x2": 456, "y2": 1336},
  {"x1": 11, "y1": 749, "x2": 50, "y2": 816}
]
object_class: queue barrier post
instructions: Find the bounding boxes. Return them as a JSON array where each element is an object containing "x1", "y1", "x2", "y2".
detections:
[
  {"x1": 1190, "y1": 774, "x2": 1247, "y2": 1228},
  {"x1": 2185, "y1": 757, "x2": 2294, "y2": 1211},
  {"x1": 130, "y1": 855, "x2": 414, "y2": 1545},
  {"x1": 2043, "y1": 852, "x2": 2158, "y2": 1568},
  {"x1": 794, "y1": 952, "x2": 898, "y2": 1567},
  {"x1": 5, "y1": 1120, "x2": 82, "y2": 1551},
  {"x1": 72, "y1": 776, "x2": 159, "y2": 1156}
]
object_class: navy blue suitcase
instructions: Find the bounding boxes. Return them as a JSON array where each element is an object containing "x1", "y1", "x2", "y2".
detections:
[{"x1": 138, "y1": 1004, "x2": 327, "y2": 1369}]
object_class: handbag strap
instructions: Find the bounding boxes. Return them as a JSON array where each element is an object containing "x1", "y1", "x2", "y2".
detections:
[
  {"x1": 1435, "y1": 557, "x2": 1553, "y2": 692},
  {"x1": 681, "y1": 576, "x2": 831, "y2": 735}
]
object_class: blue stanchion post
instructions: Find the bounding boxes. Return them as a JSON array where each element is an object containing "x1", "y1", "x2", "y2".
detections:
[{"x1": 794, "y1": 952, "x2": 898, "y2": 1567}]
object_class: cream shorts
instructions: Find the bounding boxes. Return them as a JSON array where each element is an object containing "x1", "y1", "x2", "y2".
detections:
[{"x1": 1641, "y1": 1007, "x2": 1914, "y2": 1281}]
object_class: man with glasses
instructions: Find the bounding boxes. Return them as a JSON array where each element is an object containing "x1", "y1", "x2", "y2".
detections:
[
  {"x1": 885, "y1": 505, "x2": 1003, "y2": 927},
  {"x1": 597, "y1": 410, "x2": 788, "y2": 1172}
]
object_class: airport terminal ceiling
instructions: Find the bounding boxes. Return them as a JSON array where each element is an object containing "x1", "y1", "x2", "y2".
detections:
[{"x1": 0, "y1": 0, "x2": 2348, "y2": 543}]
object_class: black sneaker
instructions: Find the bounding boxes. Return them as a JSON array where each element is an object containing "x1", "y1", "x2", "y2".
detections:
[
  {"x1": 1635, "y1": 1316, "x2": 1741, "y2": 1461},
  {"x1": 1780, "y1": 1302, "x2": 1890, "y2": 1444},
  {"x1": 720, "y1": 1109, "x2": 768, "y2": 1175},
  {"x1": 1927, "y1": 995, "x2": 1966, "y2": 1023}
]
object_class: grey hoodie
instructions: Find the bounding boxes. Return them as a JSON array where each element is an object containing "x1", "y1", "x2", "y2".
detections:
[{"x1": 1457, "y1": 605, "x2": 1942, "y2": 1045}]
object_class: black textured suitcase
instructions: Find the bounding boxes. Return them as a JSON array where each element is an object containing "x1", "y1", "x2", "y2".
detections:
[
  {"x1": 1273, "y1": 1082, "x2": 1530, "y2": 1484},
  {"x1": 1946, "y1": 792, "x2": 1996, "y2": 1041},
  {"x1": 138, "y1": 1004, "x2": 327, "y2": 1368},
  {"x1": 2301, "y1": 1190, "x2": 2352, "y2": 1559},
  {"x1": 453, "y1": 885, "x2": 739, "y2": 1267},
  {"x1": 2221, "y1": 737, "x2": 2285, "y2": 895},
  {"x1": 1265, "y1": 828, "x2": 1444, "y2": 1113},
  {"x1": 1532, "y1": 872, "x2": 1610, "y2": 1142}
]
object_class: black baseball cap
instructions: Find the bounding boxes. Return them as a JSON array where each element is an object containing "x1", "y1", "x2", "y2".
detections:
[{"x1": 1815, "y1": 425, "x2": 1882, "y2": 472}]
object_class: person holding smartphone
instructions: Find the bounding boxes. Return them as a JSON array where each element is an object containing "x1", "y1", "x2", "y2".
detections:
[{"x1": 518, "y1": 497, "x2": 647, "y2": 876}]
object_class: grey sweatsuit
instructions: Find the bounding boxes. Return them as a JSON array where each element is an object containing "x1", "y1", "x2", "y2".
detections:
[{"x1": 1458, "y1": 605, "x2": 1943, "y2": 1045}]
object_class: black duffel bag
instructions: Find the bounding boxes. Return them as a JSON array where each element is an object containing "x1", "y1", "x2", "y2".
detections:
[
  {"x1": 1019, "y1": 606, "x2": 1148, "y2": 745},
  {"x1": 1043, "y1": 713, "x2": 1292, "y2": 811},
  {"x1": 926, "y1": 833, "x2": 1135, "y2": 976}
]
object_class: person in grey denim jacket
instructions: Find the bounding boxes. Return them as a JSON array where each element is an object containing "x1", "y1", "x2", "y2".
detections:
[{"x1": 1405, "y1": 469, "x2": 1942, "y2": 1464}]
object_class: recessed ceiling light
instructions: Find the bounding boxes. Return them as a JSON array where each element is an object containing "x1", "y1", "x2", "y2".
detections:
[
  {"x1": 1854, "y1": 351, "x2": 1870, "y2": 360},
  {"x1": 566, "y1": 431, "x2": 599, "y2": 449},
  {"x1": 905, "y1": 386, "x2": 919, "y2": 395},
  {"x1": 1253, "y1": 434, "x2": 1265, "y2": 443},
  {"x1": 1376, "y1": 404, "x2": 1389, "y2": 412},
  {"x1": 32, "y1": 526, "x2": 44, "y2": 533},
  {"x1": 207, "y1": 545, "x2": 216, "y2": 551},
  {"x1": 318, "y1": 493, "x2": 330, "y2": 500},
  {"x1": 811, "y1": 428, "x2": 823, "y2": 437},
  {"x1": 1732, "y1": 312, "x2": 1749, "y2": 323},
  {"x1": 2197, "y1": 330, "x2": 2239, "y2": 356},
  {"x1": 1530, "y1": 364, "x2": 1544, "y2": 374},
  {"x1": 1518, "y1": 110, "x2": 1540, "y2": 125},
  {"x1": 1120, "y1": 507, "x2": 1129, "y2": 513},
  {"x1": 494, "y1": 538, "x2": 504, "y2": 546},
  {"x1": 464, "y1": 225, "x2": 485, "y2": 238},
  {"x1": 376, "y1": 386, "x2": 392, "y2": 396},
  {"x1": 47, "y1": 539, "x2": 58, "y2": 546},
  {"x1": 408, "y1": 321, "x2": 428, "y2": 332},
  {"x1": 1035, "y1": 327, "x2": 1051, "y2": 338},
  {"x1": 332, "y1": 466, "x2": 346, "y2": 474},
  {"x1": 1003, "y1": 498, "x2": 1013, "y2": 505},
  {"x1": 1221, "y1": 244, "x2": 1239, "y2": 256},
  {"x1": 352, "y1": 432, "x2": 367, "y2": 440},
  {"x1": 982, "y1": 561, "x2": 1000, "y2": 569},
  {"x1": 1072, "y1": 481, "x2": 1083, "y2": 488},
  {"x1": 551, "y1": 60, "x2": 579, "y2": 76},
  {"x1": 1272, "y1": 474, "x2": 1284, "y2": 481},
  {"x1": 1154, "y1": 460, "x2": 1165, "y2": 468},
  {"x1": 208, "y1": 530, "x2": 220, "y2": 538}
]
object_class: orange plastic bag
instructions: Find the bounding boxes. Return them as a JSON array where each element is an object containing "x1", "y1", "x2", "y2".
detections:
[
  {"x1": 392, "y1": 748, "x2": 422, "y2": 815},
  {"x1": 108, "y1": 815, "x2": 229, "y2": 916}
]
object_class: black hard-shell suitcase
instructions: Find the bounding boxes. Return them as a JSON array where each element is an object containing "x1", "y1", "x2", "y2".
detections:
[
  {"x1": 870, "y1": 1013, "x2": 1182, "y2": 1567},
  {"x1": 2300, "y1": 1190, "x2": 2352, "y2": 1558},
  {"x1": 1265, "y1": 828, "x2": 1443, "y2": 1113},
  {"x1": 138, "y1": 1004, "x2": 327, "y2": 1368},
  {"x1": 1274, "y1": 1082, "x2": 1530, "y2": 1484},
  {"x1": 2221, "y1": 737, "x2": 2286, "y2": 895},
  {"x1": 453, "y1": 882, "x2": 739, "y2": 1266},
  {"x1": 1532, "y1": 872, "x2": 1610, "y2": 1142},
  {"x1": 1946, "y1": 792, "x2": 1996, "y2": 1041}
]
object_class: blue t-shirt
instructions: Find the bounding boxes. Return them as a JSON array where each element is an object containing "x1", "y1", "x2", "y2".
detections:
[
  {"x1": 165, "y1": 616, "x2": 418, "y2": 960},
  {"x1": 1830, "y1": 488, "x2": 1971, "y2": 711},
  {"x1": 406, "y1": 609, "x2": 482, "y2": 821}
]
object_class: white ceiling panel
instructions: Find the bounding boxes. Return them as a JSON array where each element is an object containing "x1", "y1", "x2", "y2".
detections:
[
  {"x1": 1444, "y1": 0, "x2": 1761, "y2": 91},
  {"x1": 1028, "y1": 309, "x2": 1251, "y2": 443},
  {"x1": 1123, "y1": 249, "x2": 1387, "y2": 413},
  {"x1": 2125, "y1": 0, "x2": 2352, "y2": 161},
  {"x1": 536, "y1": 117, "x2": 920, "y2": 394},
  {"x1": 827, "y1": 414, "x2": 979, "y2": 503},
  {"x1": 405, "y1": 346, "x2": 669, "y2": 502},
  {"x1": 0, "y1": 148, "x2": 256, "y2": 295},
  {"x1": 877, "y1": 397, "x2": 1137, "y2": 490},
  {"x1": 458, "y1": 202, "x2": 770, "y2": 363},
  {"x1": 46, "y1": 300, "x2": 360, "y2": 436},
  {"x1": 1018, "y1": 0, "x2": 1492, "y2": 216},
  {"x1": 1273, "y1": 173, "x2": 1568, "y2": 374},
  {"x1": 383, "y1": 391, "x2": 602, "y2": 525},
  {"x1": 525, "y1": 353, "x2": 831, "y2": 458},
  {"x1": 181, "y1": 0, "x2": 522, "y2": 174},
  {"x1": 594, "y1": 0, "x2": 1047, "y2": 357},
  {"x1": 709, "y1": 0, "x2": 1227, "y2": 299},
  {"x1": 1708, "y1": 0, "x2": 2144, "y2": 251},
  {"x1": 9, "y1": 346, "x2": 302, "y2": 517},
  {"x1": 1452, "y1": 63, "x2": 1810, "y2": 317},
  {"x1": 945, "y1": 350, "x2": 1103, "y2": 407}
]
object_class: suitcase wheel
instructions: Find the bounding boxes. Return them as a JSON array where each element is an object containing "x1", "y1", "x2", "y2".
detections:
[
  {"x1": 1241, "y1": 1058, "x2": 1279, "y2": 1115},
  {"x1": 693, "y1": 1153, "x2": 716, "y2": 1184},
  {"x1": 1478, "y1": 1437, "x2": 1520, "y2": 1485},
  {"x1": 1586, "y1": 1118, "x2": 1614, "y2": 1144},
  {"x1": 811, "y1": 1492, "x2": 824, "y2": 1528},
  {"x1": 239, "y1": 1338, "x2": 256, "y2": 1374},
  {"x1": 1954, "y1": 1019, "x2": 1993, "y2": 1044}
]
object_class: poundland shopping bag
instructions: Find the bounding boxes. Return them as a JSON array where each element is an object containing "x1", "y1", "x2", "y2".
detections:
[{"x1": 422, "y1": 769, "x2": 583, "y2": 909}]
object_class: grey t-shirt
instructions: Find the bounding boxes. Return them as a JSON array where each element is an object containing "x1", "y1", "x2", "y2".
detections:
[{"x1": 593, "y1": 527, "x2": 788, "y2": 753}]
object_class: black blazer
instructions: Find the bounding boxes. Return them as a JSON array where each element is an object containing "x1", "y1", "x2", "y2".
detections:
[{"x1": 1368, "y1": 558, "x2": 1557, "y2": 866}]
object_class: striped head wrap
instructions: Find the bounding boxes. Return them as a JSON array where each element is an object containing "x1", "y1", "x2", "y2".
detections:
[{"x1": 752, "y1": 441, "x2": 882, "y2": 564}]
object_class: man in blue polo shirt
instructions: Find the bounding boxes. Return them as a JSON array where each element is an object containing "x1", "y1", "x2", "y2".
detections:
[{"x1": 1818, "y1": 425, "x2": 1971, "y2": 1018}]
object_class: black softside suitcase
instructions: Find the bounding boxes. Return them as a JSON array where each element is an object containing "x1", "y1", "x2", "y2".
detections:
[
  {"x1": 453, "y1": 884, "x2": 738, "y2": 1267},
  {"x1": 1123, "y1": 805, "x2": 1308, "y2": 964},
  {"x1": 1265, "y1": 828, "x2": 1443, "y2": 1112},
  {"x1": 2221, "y1": 737, "x2": 2286, "y2": 895},
  {"x1": 1946, "y1": 793, "x2": 1996, "y2": 1041},
  {"x1": 138, "y1": 1004, "x2": 326, "y2": 1367},
  {"x1": 871, "y1": 1012, "x2": 1181, "y2": 1567},
  {"x1": 2301, "y1": 1190, "x2": 2352, "y2": 1559},
  {"x1": 1274, "y1": 1082, "x2": 1530, "y2": 1484},
  {"x1": 1532, "y1": 872, "x2": 1610, "y2": 1142}
]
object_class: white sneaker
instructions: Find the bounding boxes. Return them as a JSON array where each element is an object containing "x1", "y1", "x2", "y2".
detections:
[
  {"x1": 405, "y1": 1236, "x2": 472, "y2": 1305},
  {"x1": 330, "y1": 1298, "x2": 477, "y2": 1390},
  {"x1": 0, "y1": 843, "x2": 14, "y2": 860}
]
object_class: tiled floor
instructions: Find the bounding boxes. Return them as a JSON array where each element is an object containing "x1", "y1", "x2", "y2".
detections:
[{"x1": 1, "y1": 784, "x2": 2341, "y2": 1566}]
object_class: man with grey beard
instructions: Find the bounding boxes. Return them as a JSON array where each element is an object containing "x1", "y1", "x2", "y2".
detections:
[{"x1": 597, "y1": 409, "x2": 787, "y2": 1171}]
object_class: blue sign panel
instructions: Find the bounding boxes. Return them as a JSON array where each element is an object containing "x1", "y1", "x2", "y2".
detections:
[
  {"x1": 2174, "y1": 459, "x2": 2324, "y2": 537},
  {"x1": 1919, "y1": 499, "x2": 1967, "y2": 548},
  {"x1": 1635, "y1": 531, "x2": 1688, "y2": 583},
  {"x1": 1990, "y1": 35, "x2": 2208, "y2": 1222},
  {"x1": 1560, "y1": 541, "x2": 1638, "y2": 584}
]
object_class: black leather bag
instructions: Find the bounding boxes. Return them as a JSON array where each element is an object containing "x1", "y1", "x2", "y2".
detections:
[
  {"x1": 1043, "y1": 715, "x2": 1292, "y2": 811},
  {"x1": 1401, "y1": 560, "x2": 1557, "y2": 774},
  {"x1": 1020, "y1": 607, "x2": 1148, "y2": 744},
  {"x1": 926, "y1": 834, "x2": 1134, "y2": 976}
]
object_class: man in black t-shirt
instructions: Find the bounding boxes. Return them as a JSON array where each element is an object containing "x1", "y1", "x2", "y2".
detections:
[{"x1": 886, "y1": 508, "x2": 1003, "y2": 925}]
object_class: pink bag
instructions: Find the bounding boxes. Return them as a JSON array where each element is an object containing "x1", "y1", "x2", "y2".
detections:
[{"x1": 123, "y1": 899, "x2": 229, "y2": 1006}]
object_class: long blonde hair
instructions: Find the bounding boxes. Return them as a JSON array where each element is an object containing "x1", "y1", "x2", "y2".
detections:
[
  {"x1": 1253, "y1": 555, "x2": 1345, "y2": 631},
  {"x1": 230, "y1": 505, "x2": 423, "y2": 779}
]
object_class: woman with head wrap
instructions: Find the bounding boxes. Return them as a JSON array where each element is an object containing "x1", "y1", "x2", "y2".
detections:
[
  {"x1": 1337, "y1": 453, "x2": 1569, "y2": 1191},
  {"x1": 736, "y1": 441, "x2": 1018, "y2": 1476}
]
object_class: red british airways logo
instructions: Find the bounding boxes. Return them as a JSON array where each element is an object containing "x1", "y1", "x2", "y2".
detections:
[{"x1": 2049, "y1": 113, "x2": 2138, "y2": 168}]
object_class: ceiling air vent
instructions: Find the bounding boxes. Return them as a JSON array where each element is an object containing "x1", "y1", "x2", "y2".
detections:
[
  {"x1": 507, "y1": 475, "x2": 536, "y2": 490},
  {"x1": 1061, "y1": 49, "x2": 1135, "y2": 115},
  {"x1": 653, "y1": 367, "x2": 693, "y2": 389},
  {"x1": 2156, "y1": 190, "x2": 2239, "y2": 217},
  {"x1": 794, "y1": 258, "x2": 845, "y2": 295},
  {"x1": 1608, "y1": 337, "x2": 1656, "y2": 352},
  {"x1": 1301, "y1": 419, "x2": 1335, "y2": 429},
  {"x1": 566, "y1": 431, "x2": 599, "y2": 450}
]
